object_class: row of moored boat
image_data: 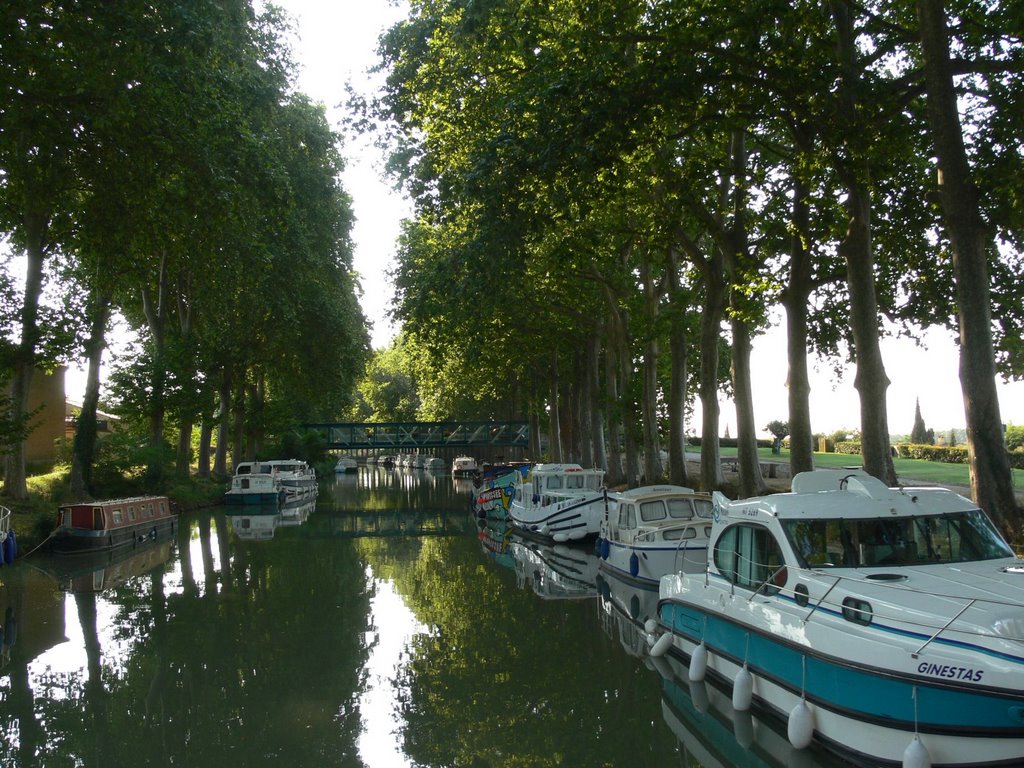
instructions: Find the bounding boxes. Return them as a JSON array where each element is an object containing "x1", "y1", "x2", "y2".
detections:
[{"x1": 471, "y1": 461, "x2": 1024, "y2": 768}]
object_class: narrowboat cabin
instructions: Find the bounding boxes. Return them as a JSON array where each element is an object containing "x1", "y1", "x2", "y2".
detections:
[{"x1": 52, "y1": 496, "x2": 177, "y2": 555}]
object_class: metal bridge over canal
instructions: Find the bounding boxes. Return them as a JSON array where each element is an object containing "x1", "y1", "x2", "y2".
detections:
[{"x1": 304, "y1": 420, "x2": 530, "y2": 451}]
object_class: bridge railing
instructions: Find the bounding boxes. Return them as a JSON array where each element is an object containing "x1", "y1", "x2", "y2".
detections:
[{"x1": 302, "y1": 420, "x2": 530, "y2": 450}]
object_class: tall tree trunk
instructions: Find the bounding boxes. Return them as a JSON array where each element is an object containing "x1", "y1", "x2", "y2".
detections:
[
  {"x1": 175, "y1": 417, "x2": 193, "y2": 479},
  {"x1": 832, "y1": 0, "x2": 896, "y2": 485},
  {"x1": 698, "y1": 249, "x2": 727, "y2": 491},
  {"x1": 587, "y1": 331, "x2": 608, "y2": 472},
  {"x1": 917, "y1": 0, "x2": 1018, "y2": 533},
  {"x1": 640, "y1": 253, "x2": 664, "y2": 484},
  {"x1": 197, "y1": 419, "x2": 213, "y2": 478},
  {"x1": 231, "y1": 379, "x2": 245, "y2": 471},
  {"x1": 141, "y1": 252, "x2": 169, "y2": 486},
  {"x1": 579, "y1": 348, "x2": 594, "y2": 468},
  {"x1": 725, "y1": 129, "x2": 768, "y2": 498},
  {"x1": 213, "y1": 368, "x2": 230, "y2": 477},
  {"x1": 784, "y1": 158, "x2": 815, "y2": 475},
  {"x1": 731, "y1": 317, "x2": 768, "y2": 497},
  {"x1": 604, "y1": 299, "x2": 625, "y2": 486},
  {"x1": 69, "y1": 291, "x2": 111, "y2": 498},
  {"x1": 3, "y1": 213, "x2": 47, "y2": 500},
  {"x1": 547, "y1": 353, "x2": 561, "y2": 462},
  {"x1": 667, "y1": 310, "x2": 689, "y2": 486}
]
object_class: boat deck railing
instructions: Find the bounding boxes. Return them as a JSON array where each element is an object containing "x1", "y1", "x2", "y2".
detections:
[
  {"x1": 722, "y1": 553, "x2": 1024, "y2": 649},
  {"x1": 0, "y1": 505, "x2": 9, "y2": 539}
]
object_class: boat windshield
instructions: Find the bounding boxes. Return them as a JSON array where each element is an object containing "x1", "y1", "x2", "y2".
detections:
[{"x1": 782, "y1": 509, "x2": 1014, "y2": 568}]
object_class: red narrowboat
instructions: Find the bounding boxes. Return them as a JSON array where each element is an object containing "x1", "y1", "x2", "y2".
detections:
[{"x1": 52, "y1": 496, "x2": 178, "y2": 555}]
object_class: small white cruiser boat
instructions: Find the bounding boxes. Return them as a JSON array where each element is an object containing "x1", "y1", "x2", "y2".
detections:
[
  {"x1": 507, "y1": 463, "x2": 606, "y2": 542},
  {"x1": 334, "y1": 455, "x2": 358, "y2": 473},
  {"x1": 224, "y1": 459, "x2": 316, "y2": 506},
  {"x1": 654, "y1": 469, "x2": 1024, "y2": 767},
  {"x1": 451, "y1": 455, "x2": 478, "y2": 477},
  {"x1": 598, "y1": 485, "x2": 714, "y2": 586}
]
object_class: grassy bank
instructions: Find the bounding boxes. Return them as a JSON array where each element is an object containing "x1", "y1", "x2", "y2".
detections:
[
  {"x1": 715, "y1": 446, "x2": 1024, "y2": 490},
  {"x1": 2, "y1": 466, "x2": 228, "y2": 557}
]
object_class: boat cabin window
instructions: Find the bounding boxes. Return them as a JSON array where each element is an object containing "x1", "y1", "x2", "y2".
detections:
[
  {"x1": 128, "y1": 507, "x2": 136, "y2": 521},
  {"x1": 693, "y1": 499, "x2": 714, "y2": 519},
  {"x1": 640, "y1": 500, "x2": 668, "y2": 522},
  {"x1": 565, "y1": 474, "x2": 588, "y2": 490},
  {"x1": 664, "y1": 527, "x2": 697, "y2": 541},
  {"x1": 618, "y1": 503, "x2": 637, "y2": 529},
  {"x1": 781, "y1": 509, "x2": 1013, "y2": 568},
  {"x1": 111, "y1": 508, "x2": 123, "y2": 524},
  {"x1": 237, "y1": 465, "x2": 252, "y2": 475},
  {"x1": 714, "y1": 523, "x2": 786, "y2": 592},
  {"x1": 545, "y1": 476, "x2": 564, "y2": 490}
]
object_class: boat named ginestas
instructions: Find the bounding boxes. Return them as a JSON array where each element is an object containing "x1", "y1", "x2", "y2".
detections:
[
  {"x1": 52, "y1": 496, "x2": 178, "y2": 554},
  {"x1": 650, "y1": 468, "x2": 1024, "y2": 767},
  {"x1": 598, "y1": 484, "x2": 714, "y2": 586},
  {"x1": 224, "y1": 459, "x2": 317, "y2": 506},
  {"x1": 507, "y1": 463, "x2": 606, "y2": 543}
]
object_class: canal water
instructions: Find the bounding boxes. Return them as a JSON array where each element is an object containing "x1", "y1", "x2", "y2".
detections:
[{"x1": 0, "y1": 467, "x2": 847, "y2": 768}]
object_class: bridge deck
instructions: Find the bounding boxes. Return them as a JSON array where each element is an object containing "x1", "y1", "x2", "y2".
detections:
[{"x1": 304, "y1": 420, "x2": 529, "y2": 450}]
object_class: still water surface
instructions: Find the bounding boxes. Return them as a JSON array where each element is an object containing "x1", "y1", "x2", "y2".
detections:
[{"x1": 0, "y1": 467, "x2": 848, "y2": 768}]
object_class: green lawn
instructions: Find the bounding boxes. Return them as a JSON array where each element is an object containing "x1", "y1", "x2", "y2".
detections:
[{"x1": 712, "y1": 446, "x2": 1024, "y2": 489}]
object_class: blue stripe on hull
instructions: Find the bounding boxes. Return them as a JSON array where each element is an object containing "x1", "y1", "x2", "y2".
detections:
[{"x1": 659, "y1": 599, "x2": 1024, "y2": 737}]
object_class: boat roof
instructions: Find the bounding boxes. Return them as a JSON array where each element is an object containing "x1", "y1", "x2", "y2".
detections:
[
  {"x1": 612, "y1": 484, "x2": 699, "y2": 500},
  {"x1": 60, "y1": 495, "x2": 169, "y2": 510},
  {"x1": 529, "y1": 463, "x2": 604, "y2": 474},
  {"x1": 726, "y1": 469, "x2": 976, "y2": 521}
]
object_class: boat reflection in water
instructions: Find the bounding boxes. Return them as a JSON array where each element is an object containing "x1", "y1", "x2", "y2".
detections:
[
  {"x1": 658, "y1": 653, "x2": 843, "y2": 768},
  {"x1": 229, "y1": 495, "x2": 315, "y2": 540},
  {"x1": 33, "y1": 539, "x2": 176, "y2": 594},
  {"x1": 596, "y1": 567, "x2": 843, "y2": 768},
  {"x1": 504, "y1": 532, "x2": 599, "y2": 601}
]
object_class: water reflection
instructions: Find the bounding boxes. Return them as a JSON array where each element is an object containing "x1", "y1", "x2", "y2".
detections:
[
  {"x1": 505, "y1": 533, "x2": 599, "y2": 601},
  {"x1": 0, "y1": 466, "x2": 848, "y2": 767}
]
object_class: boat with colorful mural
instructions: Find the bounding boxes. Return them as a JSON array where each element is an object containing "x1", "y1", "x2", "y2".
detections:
[
  {"x1": 471, "y1": 461, "x2": 531, "y2": 519},
  {"x1": 597, "y1": 485, "x2": 715, "y2": 586},
  {"x1": 507, "y1": 463, "x2": 606, "y2": 543},
  {"x1": 51, "y1": 496, "x2": 177, "y2": 554},
  {"x1": 653, "y1": 469, "x2": 1024, "y2": 767}
]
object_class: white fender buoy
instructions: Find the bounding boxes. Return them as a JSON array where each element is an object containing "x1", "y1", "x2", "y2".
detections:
[
  {"x1": 903, "y1": 736, "x2": 931, "y2": 768},
  {"x1": 732, "y1": 665, "x2": 753, "y2": 711},
  {"x1": 645, "y1": 632, "x2": 656, "y2": 647},
  {"x1": 650, "y1": 632, "x2": 674, "y2": 658},
  {"x1": 733, "y1": 709, "x2": 754, "y2": 748},
  {"x1": 689, "y1": 680, "x2": 710, "y2": 713},
  {"x1": 787, "y1": 699, "x2": 814, "y2": 749},
  {"x1": 644, "y1": 618, "x2": 658, "y2": 635},
  {"x1": 688, "y1": 642, "x2": 708, "y2": 682},
  {"x1": 552, "y1": 533, "x2": 568, "y2": 543}
]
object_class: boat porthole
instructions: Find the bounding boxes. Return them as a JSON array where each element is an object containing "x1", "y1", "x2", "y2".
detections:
[
  {"x1": 794, "y1": 583, "x2": 809, "y2": 607},
  {"x1": 842, "y1": 597, "x2": 873, "y2": 626}
]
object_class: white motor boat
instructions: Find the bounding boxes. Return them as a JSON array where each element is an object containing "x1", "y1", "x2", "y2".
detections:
[
  {"x1": 507, "y1": 463, "x2": 606, "y2": 542},
  {"x1": 334, "y1": 455, "x2": 358, "y2": 473},
  {"x1": 451, "y1": 455, "x2": 478, "y2": 477},
  {"x1": 654, "y1": 468, "x2": 1024, "y2": 766},
  {"x1": 598, "y1": 485, "x2": 714, "y2": 586}
]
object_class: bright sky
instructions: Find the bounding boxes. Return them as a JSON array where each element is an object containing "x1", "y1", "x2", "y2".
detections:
[{"x1": 61, "y1": 1, "x2": 1024, "y2": 437}]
